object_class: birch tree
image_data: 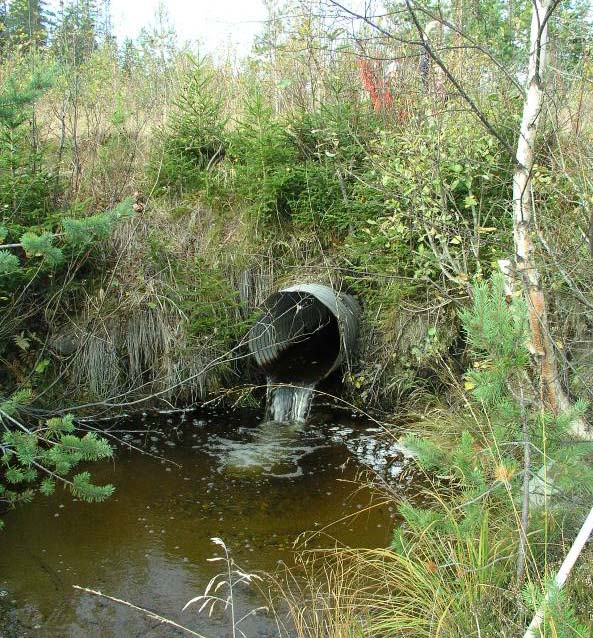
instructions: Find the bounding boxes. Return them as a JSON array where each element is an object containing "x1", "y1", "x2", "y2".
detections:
[
  {"x1": 512, "y1": 0, "x2": 588, "y2": 438},
  {"x1": 326, "y1": 0, "x2": 589, "y2": 435}
]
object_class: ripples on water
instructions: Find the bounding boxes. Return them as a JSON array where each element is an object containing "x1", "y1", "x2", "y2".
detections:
[
  {"x1": 0, "y1": 408, "x2": 405, "y2": 638},
  {"x1": 205, "y1": 420, "x2": 325, "y2": 478}
]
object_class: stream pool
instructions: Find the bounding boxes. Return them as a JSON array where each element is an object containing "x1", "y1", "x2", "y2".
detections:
[{"x1": 0, "y1": 407, "x2": 402, "y2": 637}]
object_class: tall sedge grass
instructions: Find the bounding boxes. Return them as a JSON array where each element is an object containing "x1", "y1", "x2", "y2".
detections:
[
  {"x1": 276, "y1": 491, "x2": 522, "y2": 638},
  {"x1": 273, "y1": 398, "x2": 592, "y2": 637}
]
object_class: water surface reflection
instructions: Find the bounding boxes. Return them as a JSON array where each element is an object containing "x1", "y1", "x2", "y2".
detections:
[{"x1": 0, "y1": 410, "x2": 395, "y2": 637}]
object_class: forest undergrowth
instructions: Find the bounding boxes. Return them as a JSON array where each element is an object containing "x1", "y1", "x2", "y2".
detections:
[{"x1": 1, "y1": 0, "x2": 593, "y2": 634}]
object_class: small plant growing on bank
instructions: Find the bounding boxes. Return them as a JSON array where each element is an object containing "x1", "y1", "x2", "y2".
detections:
[
  {"x1": 183, "y1": 538, "x2": 267, "y2": 637},
  {"x1": 0, "y1": 65, "x2": 54, "y2": 222}
]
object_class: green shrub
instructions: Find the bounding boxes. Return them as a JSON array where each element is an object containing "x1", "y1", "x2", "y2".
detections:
[
  {"x1": 0, "y1": 396, "x2": 115, "y2": 529},
  {"x1": 0, "y1": 66, "x2": 54, "y2": 225},
  {"x1": 227, "y1": 89, "x2": 298, "y2": 227},
  {"x1": 391, "y1": 274, "x2": 593, "y2": 633},
  {"x1": 152, "y1": 55, "x2": 227, "y2": 196},
  {"x1": 341, "y1": 116, "x2": 514, "y2": 280}
]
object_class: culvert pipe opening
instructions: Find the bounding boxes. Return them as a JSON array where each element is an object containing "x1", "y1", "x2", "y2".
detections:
[{"x1": 248, "y1": 284, "x2": 360, "y2": 387}]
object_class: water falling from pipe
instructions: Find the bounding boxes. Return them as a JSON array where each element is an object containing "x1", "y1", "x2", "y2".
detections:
[
  {"x1": 266, "y1": 380, "x2": 315, "y2": 423},
  {"x1": 248, "y1": 284, "x2": 360, "y2": 425}
]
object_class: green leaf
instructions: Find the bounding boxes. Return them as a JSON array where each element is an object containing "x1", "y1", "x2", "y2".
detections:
[
  {"x1": 12, "y1": 432, "x2": 39, "y2": 466},
  {"x1": 20, "y1": 232, "x2": 64, "y2": 267},
  {"x1": 464, "y1": 194, "x2": 478, "y2": 208},
  {"x1": 59, "y1": 432, "x2": 113, "y2": 461},
  {"x1": 71, "y1": 472, "x2": 115, "y2": 503},
  {"x1": 13, "y1": 334, "x2": 30, "y2": 351},
  {"x1": 5, "y1": 467, "x2": 26, "y2": 484},
  {"x1": 35, "y1": 359, "x2": 50, "y2": 374},
  {"x1": 62, "y1": 199, "x2": 133, "y2": 248},
  {"x1": 0, "y1": 250, "x2": 20, "y2": 275},
  {"x1": 46, "y1": 415, "x2": 75, "y2": 437},
  {"x1": 0, "y1": 388, "x2": 33, "y2": 417},
  {"x1": 40, "y1": 478, "x2": 56, "y2": 496}
]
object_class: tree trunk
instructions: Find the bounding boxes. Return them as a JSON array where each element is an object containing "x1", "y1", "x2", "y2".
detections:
[
  {"x1": 523, "y1": 505, "x2": 593, "y2": 638},
  {"x1": 512, "y1": 0, "x2": 588, "y2": 438}
]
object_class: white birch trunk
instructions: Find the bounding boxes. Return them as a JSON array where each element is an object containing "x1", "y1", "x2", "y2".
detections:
[
  {"x1": 512, "y1": 0, "x2": 588, "y2": 438},
  {"x1": 523, "y1": 505, "x2": 593, "y2": 637}
]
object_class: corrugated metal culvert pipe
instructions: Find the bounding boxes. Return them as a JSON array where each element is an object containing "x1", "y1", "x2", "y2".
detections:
[{"x1": 248, "y1": 284, "x2": 360, "y2": 386}]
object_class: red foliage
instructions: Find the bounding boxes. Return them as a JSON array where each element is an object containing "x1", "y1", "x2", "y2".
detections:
[{"x1": 357, "y1": 58, "x2": 393, "y2": 113}]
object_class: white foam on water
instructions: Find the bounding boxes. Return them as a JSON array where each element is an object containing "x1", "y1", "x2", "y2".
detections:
[
  {"x1": 328, "y1": 427, "x2": 417, "y2": 482},
  {"x1": 205, "y1": 420, "x2": 322, "y2": 478}
]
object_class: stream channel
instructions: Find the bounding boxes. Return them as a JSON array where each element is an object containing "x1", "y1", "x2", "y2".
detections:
[{"x1": 0, "y1": 406, "x2": 406, "y2": 638}]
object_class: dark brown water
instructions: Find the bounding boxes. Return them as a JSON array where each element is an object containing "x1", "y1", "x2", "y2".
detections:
[{"x1": 0, "y1": 409, "x2": 397, "y2": 638}]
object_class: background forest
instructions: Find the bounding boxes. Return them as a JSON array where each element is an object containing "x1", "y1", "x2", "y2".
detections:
[{"x1": 1, "y1": 0, "x2": 593, "y2": 635}]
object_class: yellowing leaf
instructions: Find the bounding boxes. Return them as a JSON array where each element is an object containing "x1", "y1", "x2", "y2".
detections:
[
  {"x1": 495, "y1": 464, "x2": 515, "y2": 483},
  {"x1": 464, "y1": 194, "x2": 477, "y2": 208}
]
